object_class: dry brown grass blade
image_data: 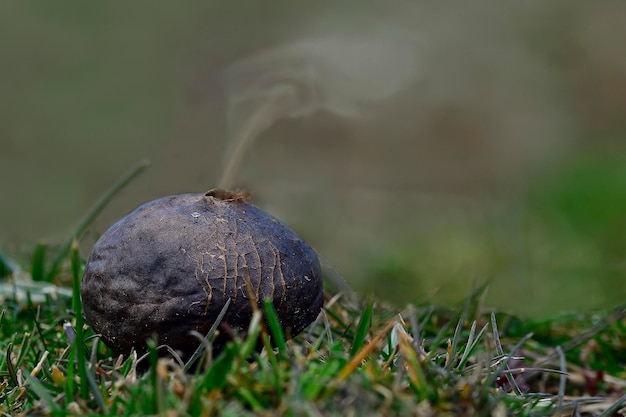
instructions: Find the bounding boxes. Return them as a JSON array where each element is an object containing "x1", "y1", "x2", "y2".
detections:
[{"x1": 335, "y1": 321, "x2": 395, "y2": 383}]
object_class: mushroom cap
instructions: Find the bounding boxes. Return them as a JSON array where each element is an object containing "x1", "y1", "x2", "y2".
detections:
[{"x1": 80, "y1": 191, "x2": 323, "y2": 358}]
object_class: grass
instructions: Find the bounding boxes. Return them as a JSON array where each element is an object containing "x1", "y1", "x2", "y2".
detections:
[
  {"x1": 1, "y1": 248, "x2": 625, "y2": 416},
  {"x1": 1, "y1": 167, "x2": 626, "y2": 416}
]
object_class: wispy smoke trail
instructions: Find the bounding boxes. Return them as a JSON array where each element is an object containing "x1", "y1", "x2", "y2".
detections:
[{"x1": 219, "y1": 33, "x2": 420, "y2": 189}]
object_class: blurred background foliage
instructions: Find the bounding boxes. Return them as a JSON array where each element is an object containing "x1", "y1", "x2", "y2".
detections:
[{"x1": 1, "y1": 1, "x2": 625, "y2": 316}]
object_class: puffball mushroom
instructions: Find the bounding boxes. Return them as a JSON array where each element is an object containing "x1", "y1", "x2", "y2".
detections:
[{"x1": 80, "y1": 189, "x2": 323, "y2": 359}]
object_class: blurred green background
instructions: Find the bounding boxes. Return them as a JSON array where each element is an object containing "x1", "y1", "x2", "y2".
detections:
[{"x1": 1, "y1": 1, "x2": 625, "y2": 316}]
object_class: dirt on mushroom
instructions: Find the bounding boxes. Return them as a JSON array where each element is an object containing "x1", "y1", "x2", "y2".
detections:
[{"x1": 80, "y1": 189, "x2": 323, "y2": 360}]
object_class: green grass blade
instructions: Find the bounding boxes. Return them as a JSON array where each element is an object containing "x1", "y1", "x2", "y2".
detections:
[
  {"x1": 239, "y1": 310, "x2": 263, "y2": 359},
  {"x1": 65, "y1": 347, "x2": 77, "y2": 404},
  {"x1": 457, "y1": 321, "x2": 489, "y2": 371},
  {"x1": 597, "y1": 393, "x2": 626, "y2": 417},
  {"x1": 70, "y1": 239, "x2": 88, "y2": 399},
  {"x1": 236, "y1": 387, "x2": 264, "y2": 412},
  {"x1": 491, "y1": 312, "x2": 523, "y2": 395},
  {"x1": 183, "y1": 297, "x2": 231, "y2": 372},
  {"x1": 483, "y1": 331, "x2": 534, "y2": 395},
  {"x1": 425, "y1": 309, "x2": 462, "y2": 361},
  {"x1": 46, "y1": 159, "x2": 150, "y2": 281},
  {"x1": 350, "y1": 296, "x2": 373, "y2": 357},
  {"x1": 200, "y1": 344, "x2": 238, "y2": 392},
  {"x1": 260, "y1": 331, "x2": 283, "y2": 397},
  {"x1": 262, "y1": 298, "x2": 287, "y2": 359},
  {"x1": 86, "y1": 366, "x2": 109, "y2": 414},
  {"x1": 446, "y1": 311, "x2": 466, "y2": 371},
  {"x1": 0, "y1": 249, "x2": 20, "y2": 277},
  {"x1": 22, "y1": 371, "x2": 61, "y2": 412},
  {"x1": 30, "y1": 242, "x2": 47, "y2": 282},
  {"x1": 14, "y1": 331, "x2": 33, "y2": 373},
  {"x1": 5, "y1": 343, "x2": 18, "y2": 387},
  {"x1": 143, "y1": 340, "x2": 160, "y2": 415}
]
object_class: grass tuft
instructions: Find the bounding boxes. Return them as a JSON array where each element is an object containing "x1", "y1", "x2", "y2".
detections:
[{"x1": 1, "y1": 258, "x2": 625, "y2": 416}]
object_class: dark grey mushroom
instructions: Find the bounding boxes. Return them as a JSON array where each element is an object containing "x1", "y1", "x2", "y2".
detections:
[{"x1": 81, "y1": 189, "x2": 323, "y2": 359}]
